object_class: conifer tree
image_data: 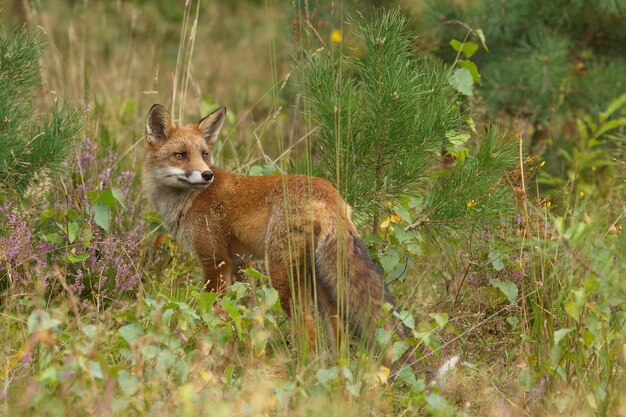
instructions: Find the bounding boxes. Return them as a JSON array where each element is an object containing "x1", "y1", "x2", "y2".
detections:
[
  {"x1": 412, "y1": 0, "x2": 626, "y2": 147},
  {"x1": 0, "y1": 27, "x2": 81, "y2": 198},
  {"x1": 302, "y1": 10, "x2": 517, "y2": 237}
]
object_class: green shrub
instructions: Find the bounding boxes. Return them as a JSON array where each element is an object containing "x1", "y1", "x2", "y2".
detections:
[{"x1": 0, "y1": 26, "x2": 81, "y2": 198}]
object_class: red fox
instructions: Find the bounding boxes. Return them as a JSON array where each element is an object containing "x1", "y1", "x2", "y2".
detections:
[{"x1": 142, "y1": 104, "x2": 418, "y2": 370}]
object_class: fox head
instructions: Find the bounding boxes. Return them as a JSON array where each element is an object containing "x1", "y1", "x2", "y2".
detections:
[{"x1": 144, "y1": 104, "x2": 225, "y2": 190}]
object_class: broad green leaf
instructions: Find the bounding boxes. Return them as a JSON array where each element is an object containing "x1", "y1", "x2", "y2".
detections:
[
  {"x1": 397, "y1": 365, "x2": 425, "y2": 391},
  {"x1": 42, "y1": 233, "x2": 64, "y2": 245},
  {"x1": 262, "y1": 286, "x2": 279, "y2": 308},
  {"x1": 488, "y1": 249, "x2": 507, "y2": 271},
  {"x1": 506, "y1": 316, "x2": 519, "y2": 329},
  {"x1": 458, "y1": 60, "x2": 481, "y2": 83},
  {"x1": 316, "y1": 367, "x2": 338, "y2": 387},
  {"x1": 82, "y1": 325, "x2": 97, "y2": 339},
  {"x1": 221, "y1": 298, "x2": 242, "y2": 339},
  {"x1": 429, "y1": 312, "x2": 449, "y2": 328},
  {"x1": 119, "y1": 324, "x2": 143, "y2": 344},
  {"x1": 391, "y1": 340, "x2": 410, "y2": 363},
  {"x1": 27, "y1": 310, "x2": 61, "y2": 334},
  {"x1": 241, "y1": 267, "x2": 266, "y2": 279},
  {"x1": 193, "y1": 290, "x2": 218, "y2": 312},
  {"x1": 446, "y1": 130, "x2": 471, "y2": 147},
  {"x1": 394, "y1": 309, "x2": 415, "y2": 330},
  {"x1": 379, "y1": 250, "x2": 400, "y2": 275},
  {"x1": 88, "y1": 361, "x2": 103, "y2": 379},
  {"x1": 375, "y1": 328, "x2": 393, "y2": 348},
  {"x1": 449, "y1": 39, "x2": 463, "y2": 52},
  {"x1": 67, "y1": 251, "x2": 89, "y2": 263},
  {"x1": 448, "y1": 68, "x2": 474, "y2": 96},
  {"x1": 118, "y1": 370, "x2": 140, "y2": 397},
  {"x1": 554, "y1": 328, "x2": 573, "y2": 345},
  {"x1": 67, "y1": 221, "x2": 79, "y2": 243},
  {"x1": 111, "y1": 187, "x2": 126, "y2": 208},
  {"x1": 94, "y1": 202, "x2": 111, "y2": 232},
  {"x1": 490, "y1": 278, "x2": 518, "y2": 302}
]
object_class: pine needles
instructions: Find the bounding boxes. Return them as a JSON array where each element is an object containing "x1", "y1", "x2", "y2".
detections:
[
  {"x1": 302, "y1": 10, "x2": 517, "y2": 238},
  {"x1": 0, "y1": 27, "x2": 81, "y2": 197},
  {"x1": 303, "y1": 10, "x2": 462, "y2": 233}
]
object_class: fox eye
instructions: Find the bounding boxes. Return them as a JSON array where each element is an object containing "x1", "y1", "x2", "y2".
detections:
[
  {"x1": 201, "y1": 152, "x2": 209, "y2": 161},
  {"x1": 174, "y1": 152, "x2": 186, "y2": 160}
]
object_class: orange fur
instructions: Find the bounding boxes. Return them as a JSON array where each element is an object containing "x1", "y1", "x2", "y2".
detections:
[{"x1": 142, "y1": 104, "x2": 419, "y2": 370}]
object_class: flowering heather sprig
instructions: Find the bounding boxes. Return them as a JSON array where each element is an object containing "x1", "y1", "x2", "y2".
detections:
[
  {"x1": 70, "y1": 269, "x2": 85, "y2": 294},
  {"x1": 0, "y1": 203, "x2": 34, "y2": 277},
  {"x1": 76, "y1": 137, "x2": 97, "y2": 173}
]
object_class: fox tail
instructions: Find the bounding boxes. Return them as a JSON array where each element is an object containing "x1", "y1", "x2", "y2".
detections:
[{"x1": 314, "y1": 221, "x2": 417, "y2": 368}]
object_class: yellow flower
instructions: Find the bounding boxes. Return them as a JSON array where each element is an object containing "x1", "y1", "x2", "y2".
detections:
[
  {"x1": 330, "y1": 29, "x2": 342, "y2": 44},
  {"x1": 540, "y1": 161, "x2": 545, "y2": 167},
  {"x1": 380, "y1": 214, "x2": 401, "y2": 228},
  {"x1": 579, "y1": 191, "x2": 585, "y2": 198},
  {"x1": 466, "y1": 199, "x2": 477, "y2": 208},
  {"x1": 547, "y1": 201, "x2": 552, "y2": 208}
]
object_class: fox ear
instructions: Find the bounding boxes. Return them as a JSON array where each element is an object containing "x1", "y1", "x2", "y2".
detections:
[
  {"x1": 198, "y1": 107, "x2": 226, "y2": 145},
  {"x1": 146, "y1": 104, "x2": 173, "y2": 145}
]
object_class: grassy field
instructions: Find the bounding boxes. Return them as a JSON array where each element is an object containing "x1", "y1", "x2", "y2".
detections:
[{"x1": 1, "y1": 1, "x2": 625, "y2": 416}]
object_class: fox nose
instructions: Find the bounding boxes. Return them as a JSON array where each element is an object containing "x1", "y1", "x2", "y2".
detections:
[{"x1": 201, "y1": 170, "x2": 214, "y2": 182}]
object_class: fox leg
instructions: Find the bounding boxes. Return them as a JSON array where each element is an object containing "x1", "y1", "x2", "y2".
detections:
[
  {"x1": 266, "y1": 256, "x2": 317, "y2": 352},
  {"x1": 197, "y1": 246, "x2": 232, "y2": 292},
  {"x1": 317, "y1": 285, "x2": 345, "y2": 356}
]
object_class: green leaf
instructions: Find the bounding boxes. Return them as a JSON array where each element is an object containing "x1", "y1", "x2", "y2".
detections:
[
  {"x1": 450, "y1": 40, "x2": 479, "y2": 58},
  {"x1": 27, "y1": 310, "x2": 61, "y2": 334},
  {"x1": 94, "y1": 202, "x2": 111, "y2": 232},
  {"x1": 119, "y1": 324, "x2": 143, "y2": 344},
  {"x1": 490, "y1": 278, "x2": 518, "y2": 302},
  {"x1": 488, "y1": 249, "x2": 506, "y2": 271},
  {"x1": 111, "y1": 187, "x2": 126, "y2": 208},
  {"x1": 458, "y1": 60, "x2": 481, "y2": 83},
  {"x1": 193, "y1": 290, "x2": 218, "y2": 312},
  {"x1": 429, "y1": 312, "x2": 449, "y2": 328},
  {"x1": 448, "y1": 68, "x2": 474, "y2": 96},
  {"x1": 262, "y1": 286, "x2": 279, "y2": 308},
  {"x1": 42, "y1": 233, "x2": 64, "y2": 245},
  {"x1": 426, "y1": 393, "x2": 453, "y2": 412},
  {"x1": 221, "y1": 298, "x2": 243, "y2": 339},
  {"x1": 316, "y1": 367, "x2": 338, "y2": 387},
  {"x1": 379, "y1": 250, "x2": 400, "y2": 275},
  {"x1": 241, "y1": 267, "x2": 266, "y2": 279},
  {"x1": 475, "y1": 28, "x2": 488, "y2": 51},
  {"x1": 599, "y1": 92, "x2": 626, "y2": 121},
  {"x1": 449, "y1": 39, "x2": 463, "y2": 52},
  {"x1": 554, "y1": 328, "x2": 573, "y2": 345},
  {"x1": 67, "y1": 222, "x2": 79, "y2": 243},
  {"x1": 162, "y1": 309, "x2": 175, "y2": 327},
  {"x1": 375, "y1": 328, "x2": 393, "y2": 348},
  {"x1": 391, "y1": 340, "x2": 410, "y2": 363},
  {"x1": 506, "y1": 316, "x2": 519, "y2": 329},
  {"x1": 67, "y1": 251, "x2": 89, "y2": 263},
  {"x1": 88, "y1": 361, "x2": 103, "y2": 379},
  {"x1": 394, "y1": 309, "x2": 416, "y2": 330},
  {"x1": 445, "y1": 130, "x2": 471, "y2": 147},
  {"x1": 118, "y1": 370, "x2": 140, "y2": 397},
  {"x1": 82, "y1": 325, "x2": 97, "y2": 339},
  {"x1": 397, "y1": 365, "x2": 425, "y2": 391},
  {"x1": 596, "y1": 118, "x2": 626, "y2": 138}
]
